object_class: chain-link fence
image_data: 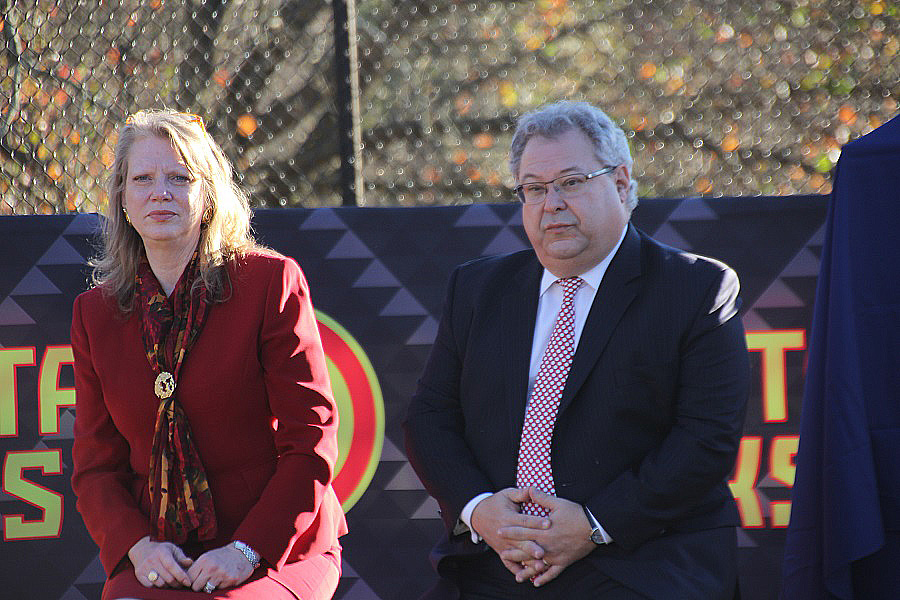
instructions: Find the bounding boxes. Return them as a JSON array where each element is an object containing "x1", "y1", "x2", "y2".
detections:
[{"x1": 2, "y1": 0, "x2": 898, "y2": 213}]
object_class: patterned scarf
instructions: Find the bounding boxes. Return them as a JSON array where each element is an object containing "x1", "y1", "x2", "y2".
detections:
[{"x1": 137, "y1": 249, "x2": 217, "y2": 544}]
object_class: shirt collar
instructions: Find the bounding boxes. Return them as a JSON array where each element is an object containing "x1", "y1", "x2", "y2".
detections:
[{"x1": 538, "y1": 223, "x2": 629, "y2": 296}]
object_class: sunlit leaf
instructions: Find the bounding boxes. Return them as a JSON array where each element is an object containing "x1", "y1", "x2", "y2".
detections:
[
  {"x1": 47, "y1": 162, "x2": 63, "y2": 180},
  {"x1": 838, "y1": 105, "x2": 857, "y2": 125},
  {"x1": 473, "y1": 133, "x2": 494, "y2": 149},
  {"x1": 721, "y1": 134, "x2": 739, "y2": 153},
  {"x1": 638, "y1": 62, "x2": 657, "y2": 79},
  {"x1": 236, "y1": 114, "x2": 258, "y2": 137}
]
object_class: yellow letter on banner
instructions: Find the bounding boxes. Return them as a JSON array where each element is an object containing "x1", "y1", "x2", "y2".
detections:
[
  {"x1": 729, "y1": 436, "x2": 764, "y2": 528},
  {"x1": 769, "y1": 435, "x2": 800, "y2": 528},
  {"x1": 0, "y1": 347, "x2": 36, "y2": 437},
  {"x1": 745, "y1": 330, "x2": 806, "y2": 423},
  {"x1": 39, "y1": 346, "x2": 76, "y2": 435},
  {"x1": 3, "y1": 450, "x2": 63, "y2": 540}
]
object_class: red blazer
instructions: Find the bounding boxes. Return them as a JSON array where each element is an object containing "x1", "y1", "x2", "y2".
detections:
[{"x1": 71, "y1": 251, "x2": 347, "y2": 576}]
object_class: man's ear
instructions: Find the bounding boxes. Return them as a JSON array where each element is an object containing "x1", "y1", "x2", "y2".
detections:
[{"x1": 614, "y1": 165, "x2": 631, "y2": 203}]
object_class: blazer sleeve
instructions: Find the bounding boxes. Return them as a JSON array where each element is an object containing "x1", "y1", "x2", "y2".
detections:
[
  {"x1": 231, "y1": 257, "x2": 342, "y2": 568},
  {"x1": 71, "y1": 293, "x2": 153, "y2": 574},
  {"x1": 587, "y1": 265, "x2": 750, "y2": 551},
  {"x1": 404, "y1": 266, "x2": 496, "y2": 534}
]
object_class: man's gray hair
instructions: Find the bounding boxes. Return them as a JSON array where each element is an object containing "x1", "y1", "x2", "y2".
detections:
[{"x1": 509, "y1": 101, "x2": 638, "y2": 211}]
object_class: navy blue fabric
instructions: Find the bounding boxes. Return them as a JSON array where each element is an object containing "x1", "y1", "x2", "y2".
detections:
[{"x1": 782, "y1": 114, "x2": 900, "y2": 599}]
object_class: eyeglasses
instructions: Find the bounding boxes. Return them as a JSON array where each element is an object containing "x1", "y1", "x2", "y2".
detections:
[
  {"x1": 514, "y1": 165, "x2": 618, "y2": 204},
  {"x1": 124, "y1": 112, "x2": 205, "y2": 129}
]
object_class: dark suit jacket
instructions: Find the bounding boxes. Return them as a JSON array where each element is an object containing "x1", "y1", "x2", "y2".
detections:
[
  {"x1": 404, "y1": 225, "x2": 749, "y2": 598},
  {"x1": 71, "y1": 252, "x2": 347, "y2": 584}
]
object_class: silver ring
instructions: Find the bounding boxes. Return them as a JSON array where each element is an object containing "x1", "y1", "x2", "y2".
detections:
[
  {"x1": 204, "y1": 581, "x2": 216, "y2": 594},
  {"x1": 147, "y1": 570, "x2": 159, "y2": 583}
]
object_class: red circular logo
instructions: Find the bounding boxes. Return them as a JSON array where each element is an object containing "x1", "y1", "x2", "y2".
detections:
[{"x1": 316, "y1": 311, "x2": 384, "y2": 512}]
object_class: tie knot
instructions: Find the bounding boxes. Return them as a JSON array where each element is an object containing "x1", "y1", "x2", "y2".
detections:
[{"x1": 557, "y1": 277, "x2": 584, "y2": 296}]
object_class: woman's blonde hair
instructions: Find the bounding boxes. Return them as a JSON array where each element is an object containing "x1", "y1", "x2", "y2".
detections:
[{"x1": 92, "y1": 109, "x2": 262, "y2": 312}]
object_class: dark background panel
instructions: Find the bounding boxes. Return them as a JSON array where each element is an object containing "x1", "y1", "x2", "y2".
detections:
[{"x1": 0, "y1": 199, "x2": 828, "y2": 598}]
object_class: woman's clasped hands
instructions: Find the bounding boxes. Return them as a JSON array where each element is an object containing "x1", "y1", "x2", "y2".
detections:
[{"x1": 128, "y1": 536, "x2": 255, "y2": 592}]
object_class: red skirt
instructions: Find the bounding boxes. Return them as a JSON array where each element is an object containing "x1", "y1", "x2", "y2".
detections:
[{"x1": 101, "y1": 547, "x2": 340, "y2": 600}]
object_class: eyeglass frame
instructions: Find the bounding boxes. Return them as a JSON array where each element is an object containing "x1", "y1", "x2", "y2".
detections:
[{"x1": 513, "y1": 165, "x2": 619, "y2": 204}]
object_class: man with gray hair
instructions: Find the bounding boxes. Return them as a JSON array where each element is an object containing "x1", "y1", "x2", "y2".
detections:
[{"x1": 405, "y1": 101, "x2": 749, "y2": 599}]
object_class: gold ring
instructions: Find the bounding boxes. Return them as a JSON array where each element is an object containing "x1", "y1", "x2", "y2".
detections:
[{"x1": 147, "y1": 570, "x2": 159, "y2": 582}]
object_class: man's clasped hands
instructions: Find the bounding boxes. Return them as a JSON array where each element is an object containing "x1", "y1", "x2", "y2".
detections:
[{"x1": 470, "y1": 486, "x2": 597, "y2": 587}]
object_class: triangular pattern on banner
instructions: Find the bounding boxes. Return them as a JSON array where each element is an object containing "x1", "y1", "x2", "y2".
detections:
[
  {"x1": 326, "y1": 231, "x2": 375, "y2": 259},
  {"x1": 757, "y1": 473, "x2": 784, "y2": 487},
  {"x1": 505, "y1": 209, "x2": 523, "y2": 227},
  {"x1": 753, "y1": 279, "x2": 805, "y2": 308},
  {"x1": 411, "y1": 496, "x2": 441, "y2": 520},
  {"x1": 11, "y1": 267, "x2": 62, "y2": 296},
  {"x1": 342, "y1": 578, "x2": 383, "y2": 600},
  {"x1": 405, "y1": 316, "x2": 438, "y2": 346},
  {"x1": 0, "y1": 297, "x2": 37, "y2": 325},
  {"x1": 57, "y1": 410, "x2": 76, "y2": 439},
  {"x1": 756, "y1": 489, "x2": 772, "y2": 516},
  {"x1": 807, "y1": 223, "x2": 826, "y2": 246},
  {"x1": 482, "y1": 227, "x2": 529, "y2": 256},
  {"x1": 63, "y1": 213, "x2": 102, "y2": 235},
  {"x1": 649, "y1": 223, "x2": 692, "y2": 250},
  {"x1": 780, "y1": 247, "x2": 821, "y2": 277},
  {"x1": 353, "y1": 259, "x2": 401, "y2": 288},
  {"x1": 299, "y1": 208, "x2": 347, "y2": 230},
  {"x1": 37, "y1": 237, "x2": 86, "y2": 265},
  {"x1": 380, "y1": 289, "x2": 428, "y2": 317},
  {"x1": 379, "y1": 437, "x2": 407, "y2": 461},
  {"x1": 667, "y1": 198, "x2": 718, "y2": 221},
  {"x1": 74, "y1": 555, "x2": 106, "y2": 584},
  {"x1": 385, "y1": 463, "x2": 426, "y2": 491},
  {"x1": 736, "y1": 527, "x2": 758, "y2": 548},
  {"x1": 454, "y1": 204, "x2": 505, "y2": 227},
  {"x1": 741, "y1": 309, "x2": 770, "y2": 331},
  {"x1": 340, "y1": 558, "x2": 359, "y2": 578},
  {"x1": 58, "y1": 588, "x2": 91, "y2": 600}
]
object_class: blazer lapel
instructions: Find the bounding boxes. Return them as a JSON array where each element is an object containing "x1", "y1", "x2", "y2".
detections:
[
  {"x1": 558, "y1": 225, "x2": 643, "y2": 414},
  {"x1": 502, "y1": 258, "x2": 543, "y2": 443}
]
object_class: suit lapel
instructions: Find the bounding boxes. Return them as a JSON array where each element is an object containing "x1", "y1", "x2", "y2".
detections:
[
  {"x1": 558, "y1": 225, "x2": 643, "y2": 414},
  {"x1": 502, "y1": 257, "x2": 543, "y2": 443}
]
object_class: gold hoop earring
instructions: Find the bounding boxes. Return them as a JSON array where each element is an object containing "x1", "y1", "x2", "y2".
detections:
[{"x1": 123, "y1": 208, "x2": 132, "y2": 225}]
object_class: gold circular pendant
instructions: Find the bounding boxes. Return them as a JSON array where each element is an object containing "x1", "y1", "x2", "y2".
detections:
[{"x1": 154, "y1": 371, "x2": 176, "y2": 399}]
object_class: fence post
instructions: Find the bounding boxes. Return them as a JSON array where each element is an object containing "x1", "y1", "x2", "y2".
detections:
[{"x1": 332, "y1": 0, "x2": 363, "y2": 206}]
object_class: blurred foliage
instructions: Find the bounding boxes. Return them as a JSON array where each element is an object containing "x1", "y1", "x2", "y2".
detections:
[{"x1": 1, "y1": 0, "x2": 898, "y2": 213}]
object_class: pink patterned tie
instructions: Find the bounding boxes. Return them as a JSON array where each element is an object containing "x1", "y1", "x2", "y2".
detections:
[{"x1": 516, "y1": 276, "x2": 584, "y2": 516}]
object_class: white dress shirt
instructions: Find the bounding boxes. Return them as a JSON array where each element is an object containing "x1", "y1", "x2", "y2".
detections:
[{"x1": 459, "y1": 224, "x2": 628, "y2": 544}]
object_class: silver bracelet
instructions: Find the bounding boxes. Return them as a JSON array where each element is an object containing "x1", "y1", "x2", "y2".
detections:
[{"x1": 232, "y1": 540, "x2": 261, "y2": 569}]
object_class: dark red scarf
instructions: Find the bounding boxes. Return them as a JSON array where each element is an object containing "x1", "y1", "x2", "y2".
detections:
[{"x1": 137, "y1": 250, "x2": 217, "y2": 543}]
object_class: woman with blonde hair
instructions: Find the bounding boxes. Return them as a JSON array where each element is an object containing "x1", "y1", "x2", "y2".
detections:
[{"x1": 71, "y1": 109, "x2": 346, "y2": 599}]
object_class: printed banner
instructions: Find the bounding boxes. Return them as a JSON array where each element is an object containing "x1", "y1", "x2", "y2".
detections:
[{"x1": 0, "y1": 197, "x2": 826, "y2": 599}]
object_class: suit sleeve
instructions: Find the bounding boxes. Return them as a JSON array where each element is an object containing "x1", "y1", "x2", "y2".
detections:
[
  {"x1": 231, "y1": 257, "x2": 342, "y2": 568},
  {"x1": 71, "y1": 294, "x2": 153, "y2": 574},
  {"x1": 588, "y1": 265, "x2": 750, "y2": 551},
  {"x1": 404, "y1": 266, "x2": 496, "y2": 534}
]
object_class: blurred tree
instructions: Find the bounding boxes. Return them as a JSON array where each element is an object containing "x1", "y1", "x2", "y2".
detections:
[
  {"x1": 1, "y1": 0, "x2": 344, "y2": 213},
  {"x1": 355, "y1": 0, "x2": 899, "y2": 205},
  {"x1": 0, "y1": 0, "x2": 898, "y2": 213}
]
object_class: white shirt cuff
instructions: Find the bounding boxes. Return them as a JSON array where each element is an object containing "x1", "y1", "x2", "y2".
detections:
[
  {"x1": 583, "y1": 505, "x2": 613, "y2": 544},
  {"x1": 459, "y1": 493, "x2": 493, "y2": 543}
]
